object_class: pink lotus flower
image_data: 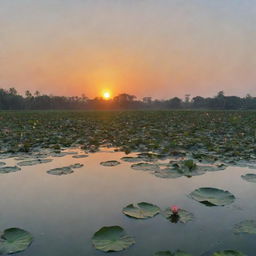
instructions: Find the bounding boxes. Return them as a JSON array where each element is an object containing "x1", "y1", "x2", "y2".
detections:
[{"x1": 170, "y1": 205, "x2": 180, "y2": 215}]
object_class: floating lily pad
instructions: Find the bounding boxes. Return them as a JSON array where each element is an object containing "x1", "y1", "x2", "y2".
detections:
[
  {"x1": 233, "y1": 220, "x2": 256, "y2": 235},
  {"x1": 241, "y1": 174, "x2": 256, "y2": 183},
  {"x1": 154, "y1": 161, "x2": 214, "y2": 178},
  {"x1": 0, "y1": 154, "x2": 13, "y2": 160},
  {"x1": 168, "y1": 160, "x2": 206, "y2": 177},
  {"x1": 100, "y1": 160, "x2": 121, "y2": 167},
  {"x1": 72, "y1": 154, "x2": 88, "y2": 159},
  {"x1": 92, "y1": 226, "x2": 135, "y2": 252},
  {"x1": 154, "y1": 168, "x2": 185, "y2": 179},
  {"x1": 131, "y1": 163, "x2": 160, "y2": 171},
  {"x1": 47, "y1": 167, "x2": 73, "y2": 176},
  {"x1": 0, "y1": 228, "x2": 33, "y2": 254},
  {"x1": 211, "y1": 250, "x2": 246, "y2": 256},
  {"x1": 69, "y1": 163, "x2": 84, "y2": 169},
  {"x1": 162, "y1": 208, "x2": 194, "y2": 224},
  {"x1": 0, "y1": 162, "x2": 6, "y2": 167},
  {"x1": 189, "y1": 187, "x2": 235, "y2": 206},
  {"x1": 121, "y1": 157, "x2": 141, "y2": 162},
  {"x1": 154, "y1": 250, "x2": 193, "y2": 256},
  {"x1": 0, "y1": 166, "x2": 21, "y2": 174},
  {"x1": 123, "y1": 202, "x2": 160, "y2": 219},
  {"x1": 17, "y1": 159, "x2": 52, "y2": 166}
]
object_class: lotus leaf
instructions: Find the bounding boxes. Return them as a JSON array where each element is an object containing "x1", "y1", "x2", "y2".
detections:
[
  {"x1": 131, "y1": 163, "x2": 160, "y2": 171},
  {"x1": 69, "y1": 163, "x2": 84, "y2": 169},
  {"x1": 162, "y1": 208, "x2": 194, "y2": 224},
  {"x1": 100, "y1": 160, "x2": 120, "y2": 167},
  {"x1": 17, "y1": 159, "x2": 52, "y2": 166},
  {"x1": 241, "y1": 174, "x2": 256, "y2": 183},
  {"x1": 123, "y1": 202, "x2": 160, "y2": 219},
  {"x1": 189, "y1": 187, "x2": 235, "y2": 206},
  {"x1": 0, "y1": 228, "x2": 33, "y2": 254},
  {"x1": 0, "y1": 166, "x2": 21, "y2": 174},
  {"x1": 47, "y1": 166, "x2": 73, "y2": 176},
  {"x1": 72, "y1": 154, "x2": 88, "y2": 159},
  {"x1": 233, "y1": 220, "x2": 256, "y2": 234},
  {"x1": 121, "y1": 157, "x2": 141, "y2": 162},
  {"x1": 154, "y1": 168, "x2": 184, "y2": 179},
  {"x1": 92, "y1": 226, "x2": 135, "y2": 252}
]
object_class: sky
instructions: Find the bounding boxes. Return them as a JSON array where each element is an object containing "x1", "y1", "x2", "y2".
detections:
[{"x1": 0, "y1": 0, "x2": 255, "y2": 99}]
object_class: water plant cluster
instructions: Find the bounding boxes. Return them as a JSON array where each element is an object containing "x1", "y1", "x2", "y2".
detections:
[{"x1": 0, "y1": 111, "x2": 256, "y2": 169}]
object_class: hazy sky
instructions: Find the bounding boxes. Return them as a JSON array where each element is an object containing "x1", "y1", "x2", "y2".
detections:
[{"x1": 0, "y1": 0, "x2": 255, "y2": 99}]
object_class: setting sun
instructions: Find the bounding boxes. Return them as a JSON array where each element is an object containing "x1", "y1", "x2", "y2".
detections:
[{"x1": 102, "y1": 91, "x2": 111, "y2": 100}]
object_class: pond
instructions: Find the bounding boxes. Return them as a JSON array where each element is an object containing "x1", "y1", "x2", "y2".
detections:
[{"x1": 0, "y1": 148, "x2": 255, "y2": 256}]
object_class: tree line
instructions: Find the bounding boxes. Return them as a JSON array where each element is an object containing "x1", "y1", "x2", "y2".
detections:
[{"x1": 0, "y1": 88, "x2": 256, "y2": 110}]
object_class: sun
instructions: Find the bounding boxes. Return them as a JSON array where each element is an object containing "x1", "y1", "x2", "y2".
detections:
[{"x1": 102, "y1": 91, "x2": 111, "y2": 100}]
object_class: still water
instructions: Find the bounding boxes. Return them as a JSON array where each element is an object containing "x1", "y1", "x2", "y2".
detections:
[{"x1": 0, "y1": 148, "x2": 255, "y2": 256}]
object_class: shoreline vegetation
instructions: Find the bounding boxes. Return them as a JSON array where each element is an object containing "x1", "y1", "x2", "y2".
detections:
[{"x1": 0, "y1": 88, "x2": 256, "y2": 110}]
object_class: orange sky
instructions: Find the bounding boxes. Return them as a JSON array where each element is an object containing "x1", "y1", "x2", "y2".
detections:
[{"x1": 0, "y1": 0, "x2": 255, "y2": 99}]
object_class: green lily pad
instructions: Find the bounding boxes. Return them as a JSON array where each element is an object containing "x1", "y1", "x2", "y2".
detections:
[
  {"x1": 189, "y1": 187, "x2": 235, "y2": 206},
  {"x1": 154, "y1": 250, "x2": 193, "y2": 256},
  {"x1": 162, "y1": 208, "x2": 194, "y2": 224},
  {"x1": 123, "y1": 202, "x2": 160, "y2": 219},
  {"x1": 0, "y1": 166, "x2": 21, "y2": 174},
  {"x1": 233, "y1": 220, "x2": 256, "y2": 234},
  {"x1": 92, "y1": 226, "x2": 135, "y2": 252},
  {"x1": 0, "y1": 162, "x2": 6, "y2": 167},
  {"x1": 47, "y1": 166, "x2": 73, "y2": 176},
  {"x1": 121, "y1": 157, "x2": 141, "y2": 162},
  {"x1": 211, "y1": 250, "x2": 246, "y2": 256},
  {"x1": 241, "y1": 174, "x2": 256, "y2": 183},
  {"x1": 154, "y1": 168, "x2": 184, "y2": 179},
  {"x1": 0, "y1": 228, "x2": 33, "y2": 254},
  {"x1": 100, "y1": 160, "x2": 120, "y2": 167},
  {"x1": 69, "y1": 163, "x2": 84, "y2": 169},
  {"x1": 72, "y1": 154, "x2": 88, "y2": 159},
  {"x1": 131, "y1": 163, "x2": 160, "y2": 171},
  {"x1": 17, "y1": 159, "x2": 52, "y2": 166},
  {"x1": 0, "y1": 154, "x2": 13, "y2": 160}
]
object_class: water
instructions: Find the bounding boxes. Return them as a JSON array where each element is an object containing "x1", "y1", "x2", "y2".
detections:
[{"x1": 0, "y1": 149, "x2": 255, "y2": 256}]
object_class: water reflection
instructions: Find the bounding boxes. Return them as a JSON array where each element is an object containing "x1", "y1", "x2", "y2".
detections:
[{"x1": 0, "y1": 148, "x2": 255, "y2": 256}]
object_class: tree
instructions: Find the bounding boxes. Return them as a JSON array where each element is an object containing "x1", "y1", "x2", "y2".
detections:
[
  {"x1": 25, "y1": 90, "x2": 32, "y2": 98},
  {"x1": 167, "y1": 97, "x2": 182, "y2": 109}
]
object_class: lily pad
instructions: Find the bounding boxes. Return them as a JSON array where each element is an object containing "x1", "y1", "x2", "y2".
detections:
[
  {"x1": 92, "y1": 226, "x2": 135, "y2": 252},
  {"x1": 211, "y1": 250, "x2": 246, "y2": 256},
  {"x1": 241, "y1": 174, "x2": 256, "y2": 183},
  {"x1": 233, "y1": 220, "x2": 256, "y2": 235},
  {"x1": 131, "y1": 162, "x2": 160, "y2": 171},
  {"x1": 0, "y1": 166, "x2": 21, "y2": 174},
  {"x1": 69, "y1": 163, "x2": 84, "y2": 169},
  {"x1": 100, "y1": 160, "x2": 120, "y2": 167},
  {"x1": 154, "y1": 168, "x2": 185, "y2": 179},
  {"x1": 162, "y1": 208, "x2": 194, "y2": 224},
  {"x1": 123, "y1": 202, "x2": 160, "y2": 219},
  {"x1": 0, "y1": 228, "x2": 33, "y2": 254},
  {"x1": 72, "y1": 154, "x2": 88, "y2": 159},
  {"x1": 47, "y1": 166, "x2": 73, "y2": 176},
  {"x1": 121, "y1": 157, "x2": 141, "y2": 162},
  {"x1": 0, "y1": 162, "x2": 6, "y2": 167},
  {"x1": 154, "y1": 250, "x2": 193, "y2": 256},
  {"x1": 17, "y1": 159, "x2": 52, "y2": 166},
  {"x1": 189, "y1": 187, "x2": 235, "y2": 206}
]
